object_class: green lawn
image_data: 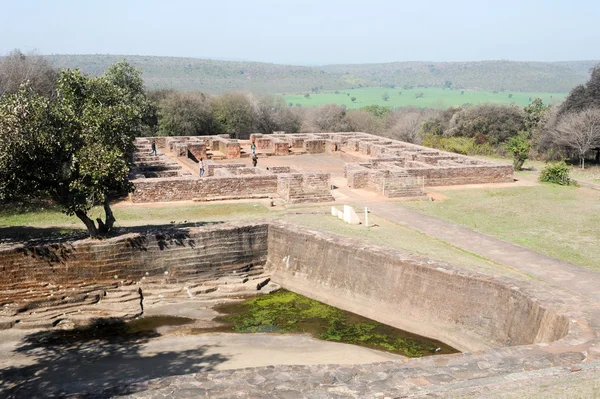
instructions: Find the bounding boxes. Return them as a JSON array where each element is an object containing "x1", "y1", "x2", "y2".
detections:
[
  {"x1": 283, "y1": 87, "x2": 567, "y2": 109},
  {"x1": 0, "y1": 200, "x2": 524, "y2": 278},
  {"x1": 0, "y1": 202, "x2": 271, "y2": 228},
  {"x1": 283, "y1": 211, "x2": 526, "y2": 279},
  {"x1": 404, "y1": 184, "x2": 600, "y2": 270}
]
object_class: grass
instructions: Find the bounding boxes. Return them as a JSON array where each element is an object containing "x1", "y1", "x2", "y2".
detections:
[
  {"x1": 0, "y1": 202, "x2": 271, "y2": 228},
  {"x1": 281, "y1": 209, "x2": 528, "y2": 279},
  {"x1": 283, "y1": 87, "x2": 567, "y2": 109},
  {"x1": 0, "y1": 200, "x2": 524, "y2": 278},
  {"x1": 404, "y1": 184, "x2": 600, "y2": 270},
  {"x1": 474, "y1": 155, "x2": 600, "y2": 185}
]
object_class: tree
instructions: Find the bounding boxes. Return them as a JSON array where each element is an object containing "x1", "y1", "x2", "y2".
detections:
[
  {"x1": 559, "y1": 64, "x2": 600, "y2": 117},
  {"x1": 388, "y1": 112, "x2": 424, "y2": 143},
  {"x1": 157, "y1": 92, "x2": 215, "y2": 136},
  {"x1": 506, "y1": 131, "x2": 531, "y2": 171},
  {"x1": 211, "y1": 93, "x2": 254, "y2": 139},
  {"x1": 524, "y1": 98, "x2": 551, "y2": 131},
  {"x1": 0, "y1": 49, "x2": 58, "y2": 98},
  {"x1": 248, "y1": 94, "x2": 301, "y2": 133},
  {"x1": 304, "y1": 104, "x2": 350, "y2": 132},
  {"x1": 0, "y1": 64, "x2": 149, "y2": 238},
  {"x1": 446, "y1": 104, "x2": 525, "y2": 144},
  {"x1": 382, "y1": 92, "x2": 390, "y2": 102},
  {"x1": 550, "y1": 108, "x2": 600, "y2": 168}
]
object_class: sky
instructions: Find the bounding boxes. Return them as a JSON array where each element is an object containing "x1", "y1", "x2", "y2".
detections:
[{"x1": 2, "y1": 0, "x2": 599, "y2": 65}]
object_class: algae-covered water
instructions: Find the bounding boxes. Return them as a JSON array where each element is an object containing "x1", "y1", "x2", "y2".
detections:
[{"x1": 206, "y1": 290, "x2": 457, "y2": 358}]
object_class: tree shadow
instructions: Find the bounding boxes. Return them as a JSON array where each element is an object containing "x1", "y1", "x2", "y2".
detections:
[
  {"x1": 0, "y1": 221, "x2": 225, "y2": 247},
  {"x1": 0, "y1": 318, "x2": 228, "y2": 398}
]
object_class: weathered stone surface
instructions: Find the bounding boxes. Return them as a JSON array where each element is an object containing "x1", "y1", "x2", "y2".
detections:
[{"x1": 3, "y1": 220, "x2": 598, "y2": 399}]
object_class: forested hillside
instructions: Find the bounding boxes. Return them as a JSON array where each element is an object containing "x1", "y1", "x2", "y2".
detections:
[
  {"x1": 41, "y1": 54, "x2": 598, "y2": 94},
  {"x1": 44, "y1": 54, "x2": 346, "y2": 93},
  {"x1": 321, "y1": 60, "x2": 597, "y2": 92}
]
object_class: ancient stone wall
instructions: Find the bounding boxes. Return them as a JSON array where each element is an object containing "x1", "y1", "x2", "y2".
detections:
[
  {"x1": 404, "y1": 164, "x2": 514, "y2": 186},
  {"x1": 130, "y1": 175, "x2": 278, "y2": 202},
  {"x1": 0, "y1": 223, "x2": 269, "y2": 294},
  {"x1": 276, "y1": 171, "x2": 334, "y2": 203},
  {"x1": 266, "y1": 223, "x2": 569, "y2": 351}
]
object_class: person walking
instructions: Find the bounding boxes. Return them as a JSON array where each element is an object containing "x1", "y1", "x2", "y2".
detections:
[
  {"x1": 199, "y1": 157, "x2": 205, "y2": 177},
  {"x1": 251, "y1": 142, "x2": 258, "y2": 168},
  {"x1": 149, "y1": 140, "x2": 157, "y2": 156}
]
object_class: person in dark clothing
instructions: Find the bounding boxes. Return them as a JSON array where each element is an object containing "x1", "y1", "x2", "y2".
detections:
[{"x1": 149, "y1": 140, "x2": 157, "y2": 156}]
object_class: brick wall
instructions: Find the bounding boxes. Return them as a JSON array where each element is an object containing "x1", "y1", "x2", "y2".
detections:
[
  {"x1": 0, "y1": 224, "x2": 269, "y2": 310},
  {"x1": 130, "y1": 175, "x2": 278, "y2": 202},
  {"x1": 304, "y1": 139, "x2": 326, "y2": 154},
  {"x1": 276, "y1": 172, "x2": 333, "y2": 203},
  {"x1": 405, "y1": 165, "x2": 514, "y2": 186},
  {"x1": 188, "y1": 143, "x2": 207, "y2": 160},
  {"x1": 273, "y1": 141, "x2": 289, "y2": 155}
]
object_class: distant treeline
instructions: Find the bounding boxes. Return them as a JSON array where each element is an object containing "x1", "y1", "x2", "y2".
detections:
[
  {"x1": 2, "y1": 50, "x2": 599, "y2": 168},
  {"x1": 40, "y1": 54, "x2": 599, "y2": 93}
]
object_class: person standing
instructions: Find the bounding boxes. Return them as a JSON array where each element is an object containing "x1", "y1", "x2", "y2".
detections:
[
  {"x1": 251, "y1": 142, "x2": 258, "y2": 168},
  {"x1": 199, "y1": 157, "x2": 205, "y2": 177},
  {"x1": 149, "y1": 140, "x2": 157, "y2": 156}
]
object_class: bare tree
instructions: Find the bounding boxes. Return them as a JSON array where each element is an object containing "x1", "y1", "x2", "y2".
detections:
[
  {"x1": 248, "y1": 94, "x2": 301, "y2": 134},
  {"x1": 551, "y1": 108, "x2": 600, "y2": 168},
  {"x1": 388, "y1": 112, "x2": 424, "y2": 143},
  {"x1": 303, "y1": 104, "x2": 350, "y2": 132},
  {"x1": 347, "y1": 110, "x2": 382, "y2": 134},
  {"x1": 0, "y1": 49, "x2": 57, "y2": 97}
]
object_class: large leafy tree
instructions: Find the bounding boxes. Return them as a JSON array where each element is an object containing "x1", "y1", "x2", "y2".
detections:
[
  {"x1": 559, "y1": 64, "x2": 600, "y2": 117},
  {"x1": 0, "y1": 62, "x2": 148, "y2": 237}
]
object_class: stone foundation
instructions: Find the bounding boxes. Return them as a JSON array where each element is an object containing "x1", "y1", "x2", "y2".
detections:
[{"x1": 1, "y1": 221, "x2": 596, "y2": 398}]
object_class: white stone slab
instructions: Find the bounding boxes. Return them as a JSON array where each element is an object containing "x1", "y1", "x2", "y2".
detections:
[{"x1": 343, "y1": 205, "x2": 361, "y2": 225}]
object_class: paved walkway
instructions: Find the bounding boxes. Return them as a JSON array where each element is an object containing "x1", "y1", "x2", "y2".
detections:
[{"x1": 334, "y1": 184, "x2": 600, "y2": 303}]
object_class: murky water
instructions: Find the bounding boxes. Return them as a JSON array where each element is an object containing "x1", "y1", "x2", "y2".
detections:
[{"x1": 192, "y1": 290, "x2": 458, "y2": 357}]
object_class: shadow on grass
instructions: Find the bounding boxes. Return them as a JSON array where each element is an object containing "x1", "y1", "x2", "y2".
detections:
[
  {"x1": 0, "y1": 318, "x2": 228, "y2": 398},
  {"x1": 0, "y1": 221, "x2": 225, "y2": 246}
]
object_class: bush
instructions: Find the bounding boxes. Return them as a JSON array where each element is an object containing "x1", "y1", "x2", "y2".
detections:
[
  {"x1": 422, "y1": 134, "x2": 494, "y2": 156},
  {"x1": 506, "y1": 131, "x2": 531, "y2": 171},
  {"x1": 539, "y1": 161, "x2": 573, "y2": 185}
]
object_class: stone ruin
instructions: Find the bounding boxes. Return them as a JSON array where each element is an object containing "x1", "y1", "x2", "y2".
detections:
[
  {"x1": 1, "y1": 221, "x2": 596, "y2": 397},
  {"x1": 129, "y1": 132, "x2": 513, "y2": 203}
]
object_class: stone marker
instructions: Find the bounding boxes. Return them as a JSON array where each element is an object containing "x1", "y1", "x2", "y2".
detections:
[
  {"x1": 331, "y1": 206, "x2": 339, "y2": 216},
  {"x1": 343, "y1": 205, "x2": 361, "y2": 225},
  {"x1": 337, "y1": 209, "x2": 344, "y2": 220}
]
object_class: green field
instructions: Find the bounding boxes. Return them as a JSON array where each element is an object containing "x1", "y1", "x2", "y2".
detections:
[
  {"x1": 283, "y1": 87, "x2": 567, "y2": 109},
  {"x1": 403, "y1": 181, "x2": 600, "y2": 270}
]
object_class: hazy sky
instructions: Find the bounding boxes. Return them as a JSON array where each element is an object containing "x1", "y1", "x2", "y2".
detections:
[{"x1": 2, "y1": 0, "x2": 599, "y2": 65}]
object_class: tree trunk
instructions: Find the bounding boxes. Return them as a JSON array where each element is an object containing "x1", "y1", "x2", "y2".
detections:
[
  {"x1": 581, "y1": 156, "x2": 585, "y2": 169},
  {"x1": 96, "y1": 200, "x2": 116, "y2": 236},
  {"x1": 75, "y1": 210, "x2": 99, "y2": 238}
]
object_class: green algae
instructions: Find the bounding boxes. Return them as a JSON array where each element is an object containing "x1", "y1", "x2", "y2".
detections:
[{"x1": 214, "y1": 290, "x2": 457, "y2": 357}]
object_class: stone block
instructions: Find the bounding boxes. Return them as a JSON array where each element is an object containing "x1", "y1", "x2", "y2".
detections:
[{"x1": 343, "y1": 205, "x2": 361, "y2": 225}]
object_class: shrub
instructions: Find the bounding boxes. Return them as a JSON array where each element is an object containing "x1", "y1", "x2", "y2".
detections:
[
  {"x1": 506, "y1": 131, "x2": 531, "y2": 171},
  {"x1": 422, "y1": 134, "x2": 494, "y2": 156},
  {"x1": 539, "y1": 161, "x2": 573, "y2": 185}
]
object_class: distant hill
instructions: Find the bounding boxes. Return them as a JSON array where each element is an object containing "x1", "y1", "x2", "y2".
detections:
[
  {"x1": 45, "y1": 54, "x2": 345, "y2": 94},
  {"x1": 43, "y1": 54, "x2": 598, "y2": 94},
  {"x1": 320, "y1": 60, "x2": 598, "y2": 93}
]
